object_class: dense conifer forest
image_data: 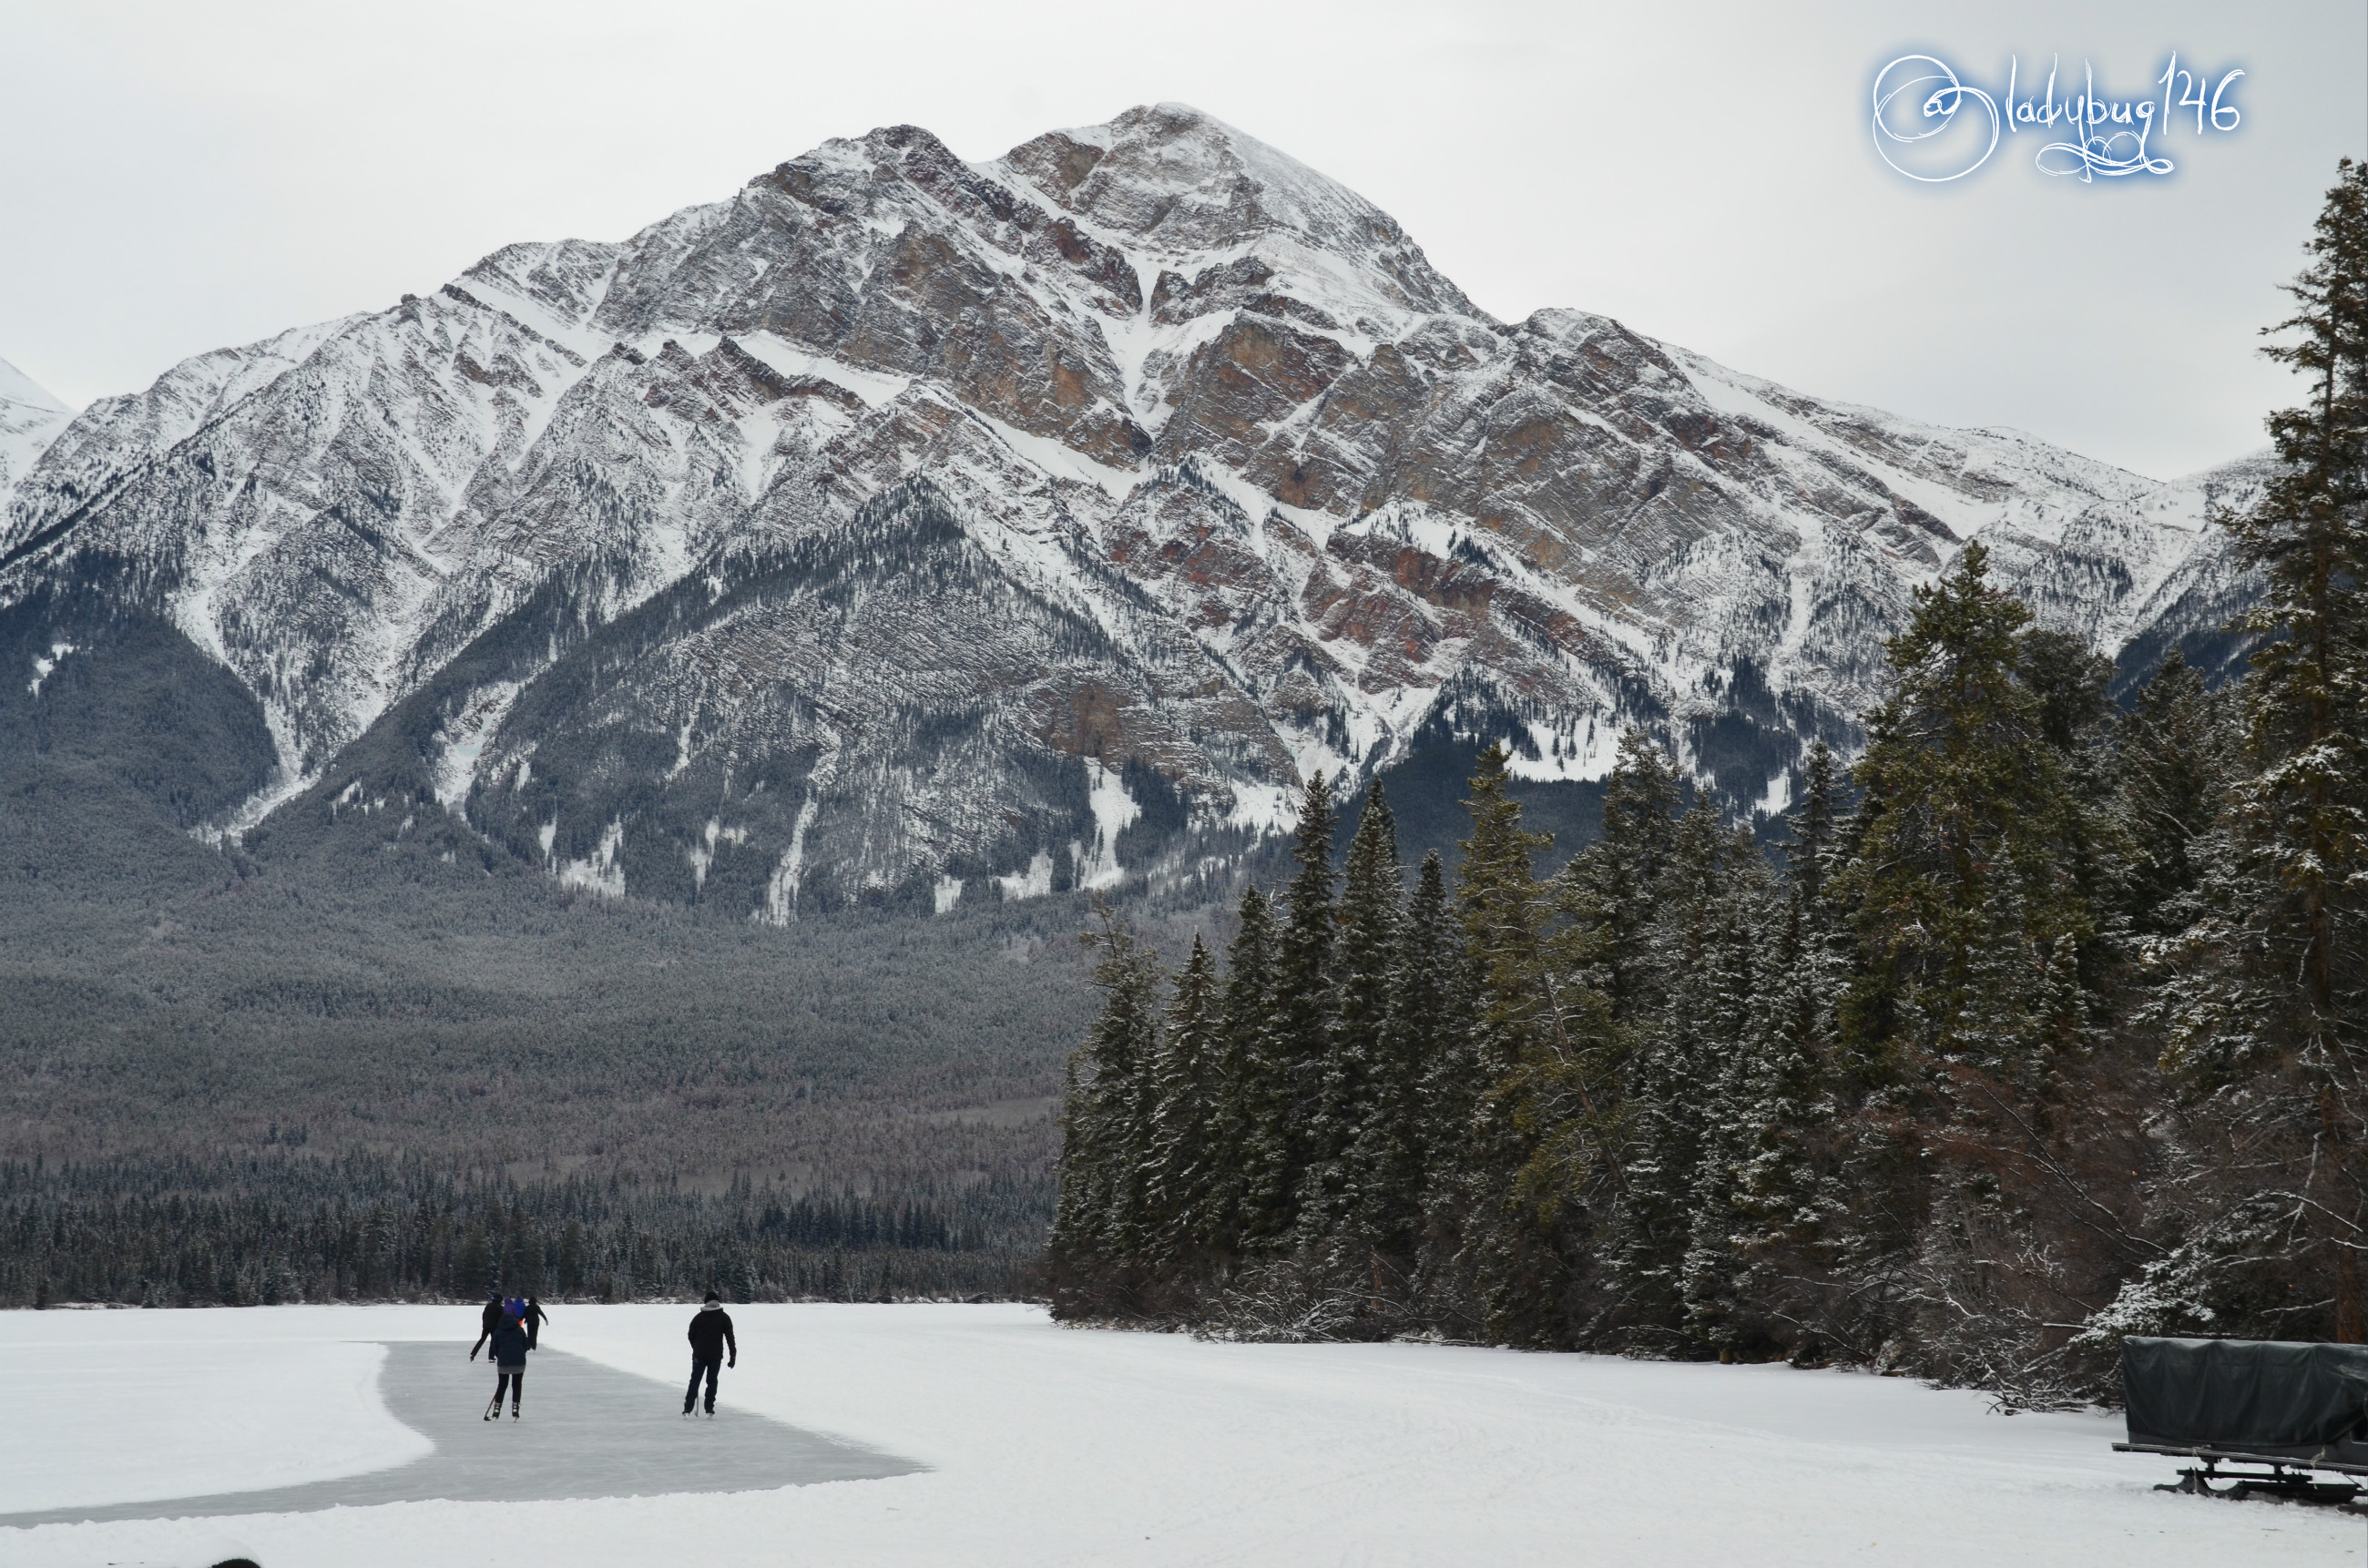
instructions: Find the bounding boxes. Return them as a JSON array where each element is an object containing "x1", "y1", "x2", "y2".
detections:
[
  {"x1": 1048, "y1": 164, "x2": 2368, "y2": 1403},
  {"x1": 0, "y1": 1153, "x2": 1049, "y2": 1308}
]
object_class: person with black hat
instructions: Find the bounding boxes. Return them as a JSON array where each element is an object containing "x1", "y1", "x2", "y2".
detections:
[{"x1": 683, "y1": 1292, "x2": 737, "y2": 1417}]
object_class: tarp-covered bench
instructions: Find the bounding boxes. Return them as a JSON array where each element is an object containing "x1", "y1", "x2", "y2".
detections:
[{"x1": 2118, "y1": 1336, "x2": 2368, "y2": 1506}]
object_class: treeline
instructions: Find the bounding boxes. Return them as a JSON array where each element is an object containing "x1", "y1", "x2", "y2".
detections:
[
  {"x1": 1046, "y1": 162, "x2": 2368, "y2": 1403},
  {"x1": 0, "y1": 1152, "x2": 1051, "y2": 1308}
]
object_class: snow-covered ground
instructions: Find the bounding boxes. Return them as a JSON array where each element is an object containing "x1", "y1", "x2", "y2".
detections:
[
  {"x1": 0, "y1": 1337, "x2": 427, "y2": 1512},
  {"x1": 0, "y1": 1303, "x2": 2353, "y2": 1566}
]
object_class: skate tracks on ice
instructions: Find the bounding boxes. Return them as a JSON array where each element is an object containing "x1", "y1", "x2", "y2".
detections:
[{"x1": 0, "y1": 1340, "x2": 917, "y2": 1526}]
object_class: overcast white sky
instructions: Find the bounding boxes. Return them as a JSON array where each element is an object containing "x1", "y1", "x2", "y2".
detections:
[{"x1": 1, "y1": 0, "x2": 2361, "y2": 479}]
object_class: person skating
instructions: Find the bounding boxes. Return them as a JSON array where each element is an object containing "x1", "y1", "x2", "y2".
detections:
[
  {"x1": 468, "y1": 1289, "x2": 505, "y2": 1361},
  {"x1": 523, "y1": 1295, "x2": 550, "y2": 1350},
  {"x1": 484, "y1": 1298, "x2": 532, "y2": 1420},
  {"x1": 683, "y1": 1292, "x2": 737, "y2": 1417}
]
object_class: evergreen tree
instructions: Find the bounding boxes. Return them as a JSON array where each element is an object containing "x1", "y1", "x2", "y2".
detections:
[
  {"x1": 1836, "y1": 543, "x2": 2096, "y2": 1078},
  {"x1": 1253, "y1": 772, "x2": 1341, "y2": 1244},
  {"x1": 1827, "y1": 543, "x2": 2104, "y2": 1335},
  {"x1": 1598, "y1": 801, "x2": 1720, "y2": 1334},
  {"x1": 1311, "y1": 780, "x2": 1404, "y2": 1234},
  {"x1": 2153, "y1": 159, "x2": 2368, "y2": 1341},
  {"x1": 1207, "y1": 883, "x2": 1280, "y2": 1254},
  {"x1": 2113, "y1": 654, "x2": 2232, "y2": 937},
  {"x1": 1561, "y1": 728, "x2": 1683, "y2": 1025},
  {"x1": 1676, "y1": 822, "x2": 1781, "y2": 1355},
  {"x1": 1048, "y1": 911, "x2": 1164, "y2": 1268},
  {"x1": 1789, "y1": 740, "x2": 1844, "y2": 911},
  {"x1": 2023, "y1": 627, "x2": 2134, "y2": 964},
  {"x1": 1952, "y1": 866, "x2": 2049, "y2": 1081},
  {"x1": 1600, "y1": 806, "x2": 1768, "y2": 1348},
  {"x1": 2224, "y1": 156, "x2": 2368, "y2": 1050},
  {"x1": 1723, "y1": 744, "x2": 1853, "y2": 1354},
  {"x1": 1145, "y1": 934, "x2": 1222, "y2": 1255},
  {"x1": 1412, "y1": 847, "x2": 1488, "y2": 1319},
  {"x1": 1367, "y1": 849, "x2": 1454, "y2": 1263},
  {"x1": 1453, "y1": 744, "x2": 1606, "y2": 1344}
]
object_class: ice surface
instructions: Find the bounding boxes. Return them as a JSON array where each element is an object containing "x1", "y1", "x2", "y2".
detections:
[
  {"x1": 0, "y1": 1333, "x2": 425, "y2": 1512},
  {"x1": 0, "y1": 1303, "x2": 2347, "y2": 1567},
  {"x1": 0, "y1": 1340, "x2": 911, "y2": 1526}
]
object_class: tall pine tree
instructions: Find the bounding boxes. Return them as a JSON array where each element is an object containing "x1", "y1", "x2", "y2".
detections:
[
  {"x1": 1673, "y1": 824, "x2": 1776, "y2": 1355},
  {"x1": 1827, "y1": 544, "x2": 2104, "y2": 1343},
  {"x1": 2113, "y1": 653, "x2": 2232, "y2": 938},
  {"x1": 1453, "y1": 744, "x2": 1607, "y2": 1345},
  {"x1": 1207, "y1": 884, "x2": 1281, "y2": 1256},
  {"x1": 2226, "y1": 157, "x2": 2368, "y2": 1046},
  {"x1": 1836, "y1": 543, "x2": 2096, "y2": 1079},
  {"x1": 1145, "y1": 934, "x2": 1222, "y2": 1257},
  {"x1": 1251, "y1": 773, "x2": 1342, "y2": 1246},
  {"x1": 1561, "y1": 728, "x2": 1682, "y2": 1026},
  {"x1": 1311, "y1": 780, "x2": 1404, "y2": 1236},
  {"x1": 1050, "y1": 911, "x2": 1165, "y2": 1279},
  {"x1": 2153, "y1": 159, "x2": 2368, "y2": 1341},
  {"x1": 1724, "y1": 743, "x2": 1853, "y2": 1358},
  {"x1": 1365, "y1": 849, "x2": 1454, "y2": 1264}
]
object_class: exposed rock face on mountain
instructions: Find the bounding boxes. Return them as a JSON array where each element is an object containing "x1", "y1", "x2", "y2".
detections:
[{"x1": 0, "y1": 105, "x2": 2261, "y2": 914}]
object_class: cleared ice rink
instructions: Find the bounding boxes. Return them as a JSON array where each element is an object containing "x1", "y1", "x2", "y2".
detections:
[{"x1": 0, "y1": 1303, "x2": 2353, "y2": 1566}]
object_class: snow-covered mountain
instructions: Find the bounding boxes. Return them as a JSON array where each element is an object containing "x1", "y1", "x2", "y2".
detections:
[
  {"x1": 0, "y1": 105, "x2": 2262, "y2": 913},
  {"x1": 0, "y1": 357, "x2": 71, "y2": 511}
]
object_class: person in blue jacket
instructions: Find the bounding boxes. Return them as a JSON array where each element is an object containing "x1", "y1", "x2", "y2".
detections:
[{"x1": 683, "y1": 1292, "x2": 737, "y2": 1416}]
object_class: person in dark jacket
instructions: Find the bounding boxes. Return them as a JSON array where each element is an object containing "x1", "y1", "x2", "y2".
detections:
[
  {"x1": 485, "y1": 1309, "x2": 531, "y2": 1420},
  {"x1": 683, "y1": 1293, "x2": 737, "y2": 1416},
  {"x1": 469, "y1": 1290, "x2": 505, "y2": 1360},
  {"x1": 524, "y1": 1296, "x2": 550, "y2": 1350}
]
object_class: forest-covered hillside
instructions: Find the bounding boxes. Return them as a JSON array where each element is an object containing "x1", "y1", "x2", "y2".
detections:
[{"x1": 0, "y1": 690, "x2": 1111, "y2": 1302}]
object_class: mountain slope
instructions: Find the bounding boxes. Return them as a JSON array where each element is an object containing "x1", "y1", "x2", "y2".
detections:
[
  {"x1": 0, "y1": 105, "x2": 2261, "y2": 914},
  {"x1": 0, "y1": 357, "x2": 71, "y2": 512}
]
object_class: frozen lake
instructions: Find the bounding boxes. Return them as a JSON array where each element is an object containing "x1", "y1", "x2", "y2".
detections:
[
  {"x1": 0, "y1": 1303, "x2": 2353, "y2": 1566},
  {"x1": 0, "y1": 1339, "x2": 914, "y2": 1526}
]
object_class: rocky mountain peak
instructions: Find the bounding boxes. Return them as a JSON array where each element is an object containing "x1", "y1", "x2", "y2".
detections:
[
  {"x1": 995, "y1": 103, "x2": 1482, "y2": 321},
  {"x1": 0, "y1": 108, "x2": 2268, "y2": 920}
]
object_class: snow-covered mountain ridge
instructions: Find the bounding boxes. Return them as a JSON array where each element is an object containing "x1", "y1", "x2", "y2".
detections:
[
  {"x1": 0, "y1": 104, "x2": 2264, "y2": 913},
  {"x1": 0, "y1": 357, "x2": 71, "y2": 513}
]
